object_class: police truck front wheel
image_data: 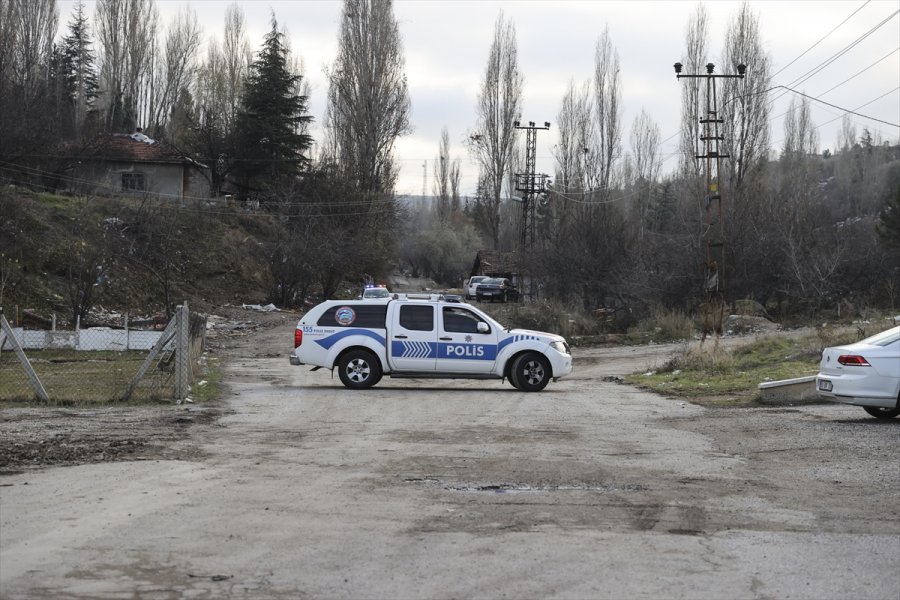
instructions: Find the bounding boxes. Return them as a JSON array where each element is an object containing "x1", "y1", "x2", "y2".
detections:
[
  {"x1": 338, "y1": 350, "x2": 382, "y2": 389},
  {"x1": 509, "y1": 352, "x2": 551, "y2": 392}
]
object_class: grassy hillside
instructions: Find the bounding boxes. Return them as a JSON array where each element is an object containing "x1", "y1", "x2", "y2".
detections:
[{"x1": 0, "y1": 189, "x2": 277, "y2": 325}]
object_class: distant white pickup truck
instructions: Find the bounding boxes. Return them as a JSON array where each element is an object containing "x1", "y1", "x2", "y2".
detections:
[
  {"x1": 465, "y1": 275, "x2": 489, "y2": 300},
  {"x1": 290, "y1": 294, "x2": 572, "y2": 391}
]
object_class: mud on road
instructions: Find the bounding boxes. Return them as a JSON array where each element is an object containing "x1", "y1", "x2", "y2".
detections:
[
  {"x1": 1, "y1": 311, "x2": 898, "y2": 599},
  {"x1": 0, "y1": 307, "x2": 291, "y2": 474}
]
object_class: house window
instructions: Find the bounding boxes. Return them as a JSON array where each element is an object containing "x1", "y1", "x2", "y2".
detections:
[{"x1": 121, "y1": 172, "x2": 146, "y2": 191}]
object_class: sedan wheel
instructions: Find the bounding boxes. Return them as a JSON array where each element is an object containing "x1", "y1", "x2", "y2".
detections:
[{"x1": 862, "y1": 405, "x2": 900, "y2": 419}]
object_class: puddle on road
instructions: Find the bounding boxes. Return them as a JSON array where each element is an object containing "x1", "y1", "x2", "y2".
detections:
[{"x1": 403, "y1": 476, "x2": 647, "y2": 494}]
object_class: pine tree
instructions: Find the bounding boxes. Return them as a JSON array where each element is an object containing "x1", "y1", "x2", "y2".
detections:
[
  {"x1": 232, "y1": 16, "x2": 312, "y2": 196},
  {"x1": 59, "y1": 0, "x2": 98, "y2": 140}
]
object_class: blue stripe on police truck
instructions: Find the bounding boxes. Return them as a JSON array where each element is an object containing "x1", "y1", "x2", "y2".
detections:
[
  {"x1": 315, "y1": 329, "x2": 386, "y2": 350},
  {"x1": 497, "y1": 333, "x2": 542, "y2": 352},
  {"x1": 391, "y1": 340, "x2": 437, "y2": 359},
  {"x1": 314, "y1": 331, "x2": 541, "y2": 359},
  {"x1": 437, "y1": 343, "x2": 498, "y2": 360}
]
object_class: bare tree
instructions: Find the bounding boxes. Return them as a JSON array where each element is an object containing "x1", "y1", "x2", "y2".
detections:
[
  {"x1": 591, "y1": 26, "x2": 622, "y2": 195},
  {"x1": 782, "y1": 97, "x2": 818, "y2": 164},
  {"x1": 449, "y1": 155, "x2": 461, "y2": 214},
  {"x1": 679, "y1": 3, "x2": 708, "y2": 177},
  {"x1": 720, "y1": 1, "x2": 770, "y2": 190},
  {"x1": 0, "y1": 0, "x2": 58, "y2": 170},
  {"x1": 324, "y1": 0, "x2": 411, "y2": 195},
  {"x1": 11, "y1": 0, "x2": 56, "y2": 102},
  {"x1": 541, "y1": 25, "x2": 627, "y2": 308},
  {"x1": 222, "y1": 3, "x2": 252, "y2": 130},
  {"x1": 189, "y1": 5, "x2": 251, "y2": 196},
  {"x1": 773, "y1": 95, "x2": 837, "y2": 306},
  {"x1": 0, "y1": 1, "x2": 17, "y2": 91},
  {"x1": 629, "y1": 108, "x2": 662, "y2": 244},
  {"x1": 548, "y1": 78, "x2": 592, "y2": 250},
  {"x1": 836, "y1": 115, "x2": 857, "y2": 152},
  {"x1": 832, "y1": 115, "x2": 860, "y2": 214},
  {"x1": 149, "y1": 6, "x2": 201, "y2": 137},
  {"x1": 433, "y1": 127, "x2": 453, "y2": 222},
  {"x1": 469, "y1": 11, "x2": 522, "y2": 249},
  {"x1": 553, "y1": 78, "x2": 593, "y2": 194},
  {"x1": 631, "y1": 108, "x2": 662, "y2": 188},
  {"x1": 95, "y1": 0, "x2": 157, "y2": 131}
]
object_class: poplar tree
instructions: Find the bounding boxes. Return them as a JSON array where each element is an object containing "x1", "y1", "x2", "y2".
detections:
[
  {"x1": 470, "y1": 12, "x2": 522, "y2": 250},
  {"x1": 324, "y1": 0, "x2": 411, "y2": 195}
]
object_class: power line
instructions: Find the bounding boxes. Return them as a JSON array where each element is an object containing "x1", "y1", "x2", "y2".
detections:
[
  {"x1": 770, "y1": 0, "x2": 871, "y2": 79},
  {"x1": 813, "y1": 86, "x2": 900, "y2": 132},
  {"x1": 772, "y1": 7, "x2": 899, "y2": 104},
  {"x1": 769, "y1": 85, "x2": 899, "y2": 128},
  {"x1": 816, "y1": 47, "x2": 898, "y2": 97}
]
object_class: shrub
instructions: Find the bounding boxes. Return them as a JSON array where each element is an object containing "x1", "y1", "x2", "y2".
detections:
[{"x1": 627, "y1": 305, "x2": 694, "y2": 343}]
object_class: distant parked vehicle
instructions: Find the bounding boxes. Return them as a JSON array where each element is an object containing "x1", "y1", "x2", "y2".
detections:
[
  {"x1": 465, "y1": 276, "x2": 489, "y2": 300},
  {"x1": 475, "y1": 278, "x2": 520, "y2": 303},
  {"x1": 816, "y1": 326, "x2": 900, "y2": 419},
  {"x1": 358, "y1": 286, "x2": 391, "y2": 300}
]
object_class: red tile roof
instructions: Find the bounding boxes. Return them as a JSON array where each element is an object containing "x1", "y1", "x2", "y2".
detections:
[{"x1": 65, "y1": 133, "x2": 188, "y2": 164}]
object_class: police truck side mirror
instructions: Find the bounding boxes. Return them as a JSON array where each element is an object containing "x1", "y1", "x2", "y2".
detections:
[{"x1": 477, "y1": 322, "x2": 489, "y2": 334}]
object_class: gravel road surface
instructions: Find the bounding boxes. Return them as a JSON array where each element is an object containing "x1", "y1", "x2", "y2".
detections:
[{"x1": 1, "y1": 317, "x2": 898, "y2": 599}]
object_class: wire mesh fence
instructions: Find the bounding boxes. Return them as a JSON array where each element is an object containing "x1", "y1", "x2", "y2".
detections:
[{"x1": 0, "y1": 304, "x2": 206, "y2": 404}]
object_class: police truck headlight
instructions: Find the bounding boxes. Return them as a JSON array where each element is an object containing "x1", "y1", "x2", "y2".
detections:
[{"x1": 550, "y1": 341, "x2": 570, "y2": 355}]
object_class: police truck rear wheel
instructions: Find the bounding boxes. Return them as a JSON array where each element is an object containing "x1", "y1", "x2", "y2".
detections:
[
  {"x1": 510, "y1": 352, "x2": 551, "y2": 392},
  {"x1": 338, "y1": 350, "x2": 382, "y2": 390}
]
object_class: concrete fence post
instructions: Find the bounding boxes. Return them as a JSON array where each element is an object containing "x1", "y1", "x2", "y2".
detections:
[
  {"x1": 0, "y1": 310, "x2": 50, "y2": 402},
  {"x1": 175, "y1": 302, "x2": 190, "y2": 401}
]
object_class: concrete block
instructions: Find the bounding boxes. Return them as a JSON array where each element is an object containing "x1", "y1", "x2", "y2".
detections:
[{"x1": 758, "y1": 375, "x2": 820, "y2": 405}]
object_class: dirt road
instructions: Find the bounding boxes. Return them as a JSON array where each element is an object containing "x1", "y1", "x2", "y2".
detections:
[{"x1": 1, "y1": 317, "x2": 898, "y2": 599}]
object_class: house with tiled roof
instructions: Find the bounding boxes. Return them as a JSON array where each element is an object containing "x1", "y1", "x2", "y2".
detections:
[
  {"x1": 471, "y1": 250, "x2": 519, "y2": 279},
  {"x1": 60, "y1": 131, "x2": 208, "y2": 201}
]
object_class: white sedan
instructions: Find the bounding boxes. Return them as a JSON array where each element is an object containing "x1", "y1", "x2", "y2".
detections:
[{"x1": 816, "y1": 325, "x2": 900, "y2": 419}]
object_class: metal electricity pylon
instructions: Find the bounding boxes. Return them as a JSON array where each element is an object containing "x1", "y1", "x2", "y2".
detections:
[
  {"x1": 674, "y1": 61, "x2": 745, "y2": 343},
  {"x1": 513, "y1": 120, "x2": 550, "y2": 251}
]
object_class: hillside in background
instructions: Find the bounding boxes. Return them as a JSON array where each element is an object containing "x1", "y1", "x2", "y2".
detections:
[{"x1": 0, "y1": 189, "x2": 279, "y2": 326}]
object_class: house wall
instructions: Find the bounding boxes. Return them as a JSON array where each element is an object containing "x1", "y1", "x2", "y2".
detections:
[
  {"x1": 183, "y1": 165, "x2": 210, "y2": 200},
  {"x1": 70, "y1": 161, "x2": 187, "y2": 200}
]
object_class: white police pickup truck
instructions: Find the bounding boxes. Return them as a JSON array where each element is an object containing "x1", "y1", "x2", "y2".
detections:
[{"x1": 290, "y1": 294, "x2": 572, "y2": 391}]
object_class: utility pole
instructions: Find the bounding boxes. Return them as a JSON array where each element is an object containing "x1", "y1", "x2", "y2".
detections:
[
  {"x1": 513, "y1": 120, "x2": 550, "y2": 301},
  {"x1": 674, "y1": 61, "x2": 745, "y2": 343}
]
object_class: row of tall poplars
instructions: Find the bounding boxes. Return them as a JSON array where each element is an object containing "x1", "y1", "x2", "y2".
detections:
[{"x1": 0, "y1": 0, "x2": 897, "y2": 323}]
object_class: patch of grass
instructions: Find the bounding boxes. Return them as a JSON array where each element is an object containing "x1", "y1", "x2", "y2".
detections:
[
  {"x1": 190, "y1": 356, "x2": 222, "y2": 403},
  {"x1": 0, "y1": 347, "x2": 218, "y2": 405},
  {"x1": 482, "y1": 301, "x2": 604, "y2": 340},
  {"x1": 624, "y1": 332, "x2": 839, "y2": 403},
  {"x1": 625, "y1": 306, "x2": 694, "y2": 343}
]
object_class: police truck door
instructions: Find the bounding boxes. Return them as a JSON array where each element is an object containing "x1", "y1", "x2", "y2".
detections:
[
  {"x1": 388, "y1": 303, "x2": 438, "y2": 371},
  {"x1": 436, "y1": 305, "x2": 499, "y2": 373}
]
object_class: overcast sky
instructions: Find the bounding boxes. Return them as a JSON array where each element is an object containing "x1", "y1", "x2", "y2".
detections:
[{"x1": 58, "y1": 0, "x2": 900, "y2": 197}]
